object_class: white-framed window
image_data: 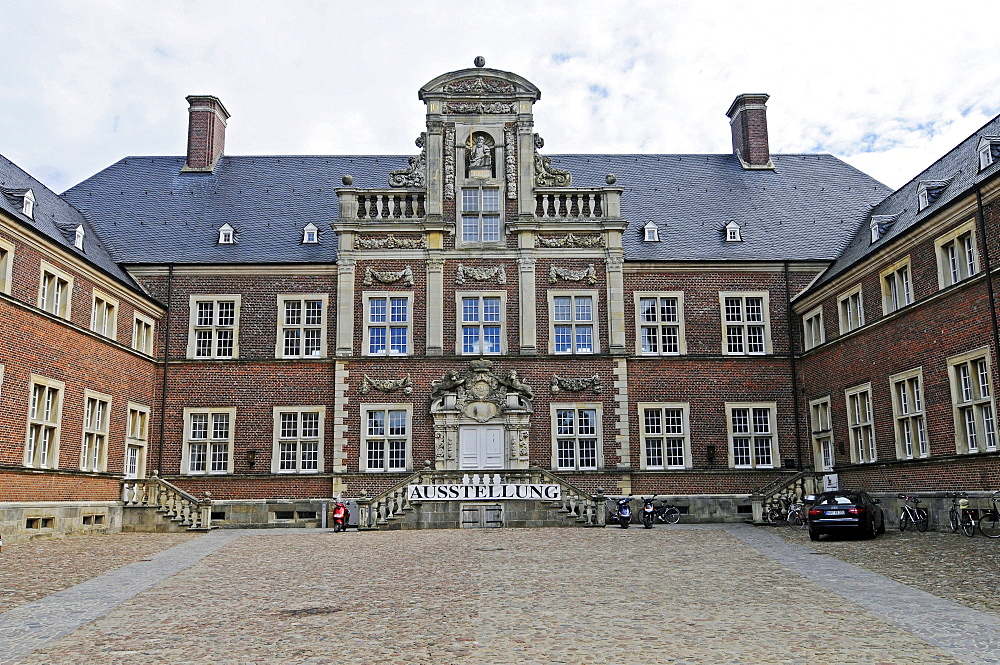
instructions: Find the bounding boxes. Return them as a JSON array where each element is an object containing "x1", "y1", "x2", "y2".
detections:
[
  {"x1": 720, "y1": 292, "x2": 770, "y2": 355},
  {"x1": 460, "y1": 187, "x2": 501, "y2": 244},
  {"x1": 880, "y1": 258, "x2": 913, "y2": 314},
  {"x1": 90, "y1": 291, "x2": 118, "y2": 339},
  {"x1": 124, "y1": 403, "x2": 150, "y2": 480},
  {"x1": 187, "y1": 295, "x2": 241, "y2": 359},
  {"x1": 802, "y1": 306, "x2": 824, "y2": 351},
  {"x1": 364, "y1": 292, "x2": 412, "y2": 356},
  {"x1": 837, "y1": 285, "x2": 865, "y2": 334},
  {"x1": 638, "y1": 403, "x2": 690, "y2": 470},
  {"x1": 276, "y1": 294, "x2": 328, "y2": 359},
  {"x1": 726, "y1": 403, "x2": 777, "y2": 468},
  {"x1": 978, "y1": 137, "x2": 999, "y2": 171},
  {"x1": 457, "y1": 292, "x2": 505, "y2": 355},
  {"x1": 725, "y1": 221, "x2": 742, "y2": 242},
  {"x1": 809, "y1": 397, "x2": 834, "y2": 472},
  {"x1": 551, "y1": 403, "x2": 602, "y2": 471},
  {"x1": 635, "y1": 292, "x2": 686, "y2": 355},
  {"x1": 81, "y1": 391, "x2": 111, "y2": 472},
  {"x1": 890, "y1": 369, "x2": 928, "y2": 460},
  {"x1": 935, "y1": 221, "x2": 979, "y2": 289},
  {"x1": 74, "y1": 225, "x2": 85, "y2": 251},
  {"x1": 548, "y1": 290, "x2": 599, "y2": 354},
  {"x1": 22, "y1": 189, "x2": 35, "y2": 219},
  {"x1": 0, "y1": 236, "x2": 14, "y2": 295},
  {"x1": 132, "y1": 313, "x2": 155, "y2": 355},
  {"x1": 302, "y1": 223, "x2": 319, "y2": 244},
  {"x1": 38, "y1": 262, "x2": 73, "y2": 320},
  {"x1": 361, "y1": 404, "x2": 411, "y2": 472},
  {"x1": 25, "y1": 375, "x2": 64, "y2": 468},
  {"x1": 643, "y1": 222, "x2": 660, "y2": 242},
  {"x1": 948, "y1": 348, "x2": 997, "y2": 454},
  {"x1": 272, "y1": 406, "x2": 325, "y2": 473},
  {"x1": 218, "y1": 223, "x2": 235, "y2": 244},
  {"x1": 917, "y1": 185, "x2": 930, "y2": 211},
  {"x1": 182, "y1": 407, "x2": 235, "y2": 474},
  {"x1": 845, "y1": 383, "x2": 876, "y2": 463}
]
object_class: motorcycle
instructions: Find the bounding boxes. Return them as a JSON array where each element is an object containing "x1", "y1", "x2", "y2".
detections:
[
  {"x1": 332, "y1": 500, "x2": 350, "y2": 532},
  {"x1": 609, "y1": 496, "x2": 633, "y2": 529},
  {"x1": 641, "y1": 496, "x2": 656, "y2": 529}
]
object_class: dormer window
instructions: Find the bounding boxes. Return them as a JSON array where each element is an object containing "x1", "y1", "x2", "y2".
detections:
[
  {"x1": 643, "y1": 222, "x2": 660, "y2": 242},
  {"x1": 725, "y1": 221, "x2": 742, "y2": 242},
  {"x1": 22, "y1": 189, "x2": 35, "y2": 219},
  {"x1": 302, "y1": 223, "x2": 319, "y2": 244},
  {"x1": 978, "y1": 136, "x2": 1000, "y2": 171},
  {"x1": 916, "y1": 178, "x2": 952, "y2": 212},
  {"x1": 869, "y1": 213, "x2": 900, "y2": 244},
  {"x1": 218, "y1": 223, "x2": 235, "y2": 245},
  {"x1": 74, "y1": 225, "x2": 85, "y2": 250}
]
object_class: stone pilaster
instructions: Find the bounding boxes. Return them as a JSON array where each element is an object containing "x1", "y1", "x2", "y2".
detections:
[
  {"x1": 332, "y1": 361, "x2": 350, "y2": 479},
  {"x1": 516, "y1": 119, "x2": 535, "y2": 217},
  {"x1": 518, "y1": 256, "x2": 537, "y2": 355},
  {"x1": 426, "y1": 119, "x2": 444, "y2": 220},
  {"x1": 614, "y1": 358, "x2": 631, "y2": 469},
  {"x1": 606, "y1": 256, "x2": 626, "y2": 354},
  {"x1": 335, "y1": 258, "x2": 356, "y2": 357},
  {"x1": 426, "y1": 256, "x2": 445, "y2": 355}
]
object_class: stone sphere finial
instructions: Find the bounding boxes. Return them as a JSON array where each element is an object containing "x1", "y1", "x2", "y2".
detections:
[
  {"x1": 342, "y1": 174, "x2": 353, "y2": 186},
  {"x1": 606, "y1": 173, "x2": 617, "y2": 185},
  {"x1": 474, "y1": 56, "x2": 486, "y2": 68}
]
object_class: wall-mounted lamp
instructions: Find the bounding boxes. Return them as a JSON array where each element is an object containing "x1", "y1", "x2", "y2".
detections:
[
  {"x1": 247, "y1": 449, "x2": 258, "y2": 469},
  {"x1": 705, "y1": 445, "x2": 716, "y2": 465}
]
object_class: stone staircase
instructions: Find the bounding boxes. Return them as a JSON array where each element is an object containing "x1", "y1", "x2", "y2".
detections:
[
  {"x1": 355, "y1": 466, "x2": 606, "y2": 530},
  {"x1": 750, "y1": 471, "x2": 819, "y2": 525},
  {"x1": 121, "y1": 472, "x2": 216, "y2": 532}
]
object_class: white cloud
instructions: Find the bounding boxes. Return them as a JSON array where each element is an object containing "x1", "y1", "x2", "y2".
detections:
[{"x1": 1, "y1": 0, "x2": 998, "y2": 191}]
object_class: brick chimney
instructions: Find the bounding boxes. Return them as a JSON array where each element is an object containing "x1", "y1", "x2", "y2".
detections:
[
  {"x1": 726, "y1": 93, "x2": 773, "y2": 170},
  {"x1": 182, "y1": 95, "x2": 230, "y2": 172}
]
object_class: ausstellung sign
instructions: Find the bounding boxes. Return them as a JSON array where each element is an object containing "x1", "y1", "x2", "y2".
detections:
[{"x1": 406, "y1": 484, "x2": 562, "y2": 501}]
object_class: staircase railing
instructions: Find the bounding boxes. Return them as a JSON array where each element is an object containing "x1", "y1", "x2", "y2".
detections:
[
  {"x1": 121, "y1": 472, "x2": 214, "y2": 530},
  {"x1": 354, "y1": 466, "x2": 605, "y2": 530},
  {"x1": 750, "y1": 470, "x2": 819, "y2": 524}
]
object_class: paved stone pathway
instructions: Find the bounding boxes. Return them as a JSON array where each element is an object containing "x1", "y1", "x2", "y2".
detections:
[{"x1": 1, "y1": 524, "x2": 997, "y2": 664}]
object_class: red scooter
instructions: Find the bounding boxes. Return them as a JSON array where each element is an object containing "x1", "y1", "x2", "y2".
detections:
[{"x1": 332, "y1": 501, "x2": 350, "y2": 532}]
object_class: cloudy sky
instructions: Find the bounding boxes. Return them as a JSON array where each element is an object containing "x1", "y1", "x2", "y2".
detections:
[{"x1": 1, "y1": 1, "x2": 996, "y2": 193}]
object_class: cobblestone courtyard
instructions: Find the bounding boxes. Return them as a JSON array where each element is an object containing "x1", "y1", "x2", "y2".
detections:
[{"x1": 2, "y1": 524, "x2": 999, "y2": 664}]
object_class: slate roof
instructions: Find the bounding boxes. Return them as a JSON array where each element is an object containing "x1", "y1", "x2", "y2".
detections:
[
  {"x1": 0, "y1": 154, "x2": 142, "y2": 291},
  {"x1": 63, "y1": 152, "x2": 889, "y2": 266},
  {"x1": 812, "y1": 112, "x2": 1000, "y2": 289}
]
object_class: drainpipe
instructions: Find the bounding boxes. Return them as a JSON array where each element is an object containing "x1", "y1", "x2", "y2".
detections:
[
  {"x1": 975, "y1": 190, "x2": 1000, "y2": 374},
  {"x1": 784, "y1": 261, "x2": 804, "y2": 471},
  {"x1": 157, "y1": 265, "x2": 174, "y2": 475}
]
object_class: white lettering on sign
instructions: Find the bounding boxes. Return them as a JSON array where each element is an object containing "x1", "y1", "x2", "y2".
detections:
[{"x1": 406, "y1": 484, "x2": 562, "y2": 501}]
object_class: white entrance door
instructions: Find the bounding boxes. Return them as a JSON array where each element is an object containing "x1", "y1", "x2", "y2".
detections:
[{"x1": 459, "y1": 425, "x2": 504, "y2": 469}]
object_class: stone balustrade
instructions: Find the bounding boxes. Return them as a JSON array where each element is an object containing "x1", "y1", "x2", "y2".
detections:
[
  {"x1": 338, "y1": 189, "x2": 426, "y2": 221},
  {"x1": 534, "y1": 188, "x2": 620, "y2": 220},
  {"x1": 751, "y1": 471, "x2": 818, "y2": 524},
  {"x1": 121, "y1": 472, "x2": 214, "y2": 531}
]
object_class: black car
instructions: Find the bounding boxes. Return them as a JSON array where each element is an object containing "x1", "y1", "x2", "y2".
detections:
[{"x1": 807, "y1": 490, "x2": 885, "y2": 541}]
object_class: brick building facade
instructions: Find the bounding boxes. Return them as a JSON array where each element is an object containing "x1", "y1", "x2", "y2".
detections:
[{"x1": 1, "y1": 61, "x2": 997, "y2": 540}]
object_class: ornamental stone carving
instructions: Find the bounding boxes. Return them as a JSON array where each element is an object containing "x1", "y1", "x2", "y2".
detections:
[
  {"x1": 356, "y1": 234, "x2": 427, "y2": 250},
  {"x1": 388, "y1": 133, "x2": 427, "y2": 188},
  {"x1": 443, "y1": 77, "x2": 516, "y2": 94},
  {"x1": 456, "y1": 263, "x2": 506, "y2": 285},
  {"x1": 444, "y1": 125, "x2": 456, "y2": 201},
  {"x1": 504, "y1": 126, "x2": 517, "y2": 200},
  {"x1": 548, "y1": 264, "x2": 597, "y2": 285},
  {"x1": 444, "y1": 101, "x2": 516, "y2": 114},
  {"x1": 536, "y1": 233, "x2": 605, "y2": 249},
  {"x1": 533, "y1": 133, "x2": 572, "y2": 187},
  {"x1": 431, "y1": 360, "x2": 534, "y2": 421},
  {"x1": 550, "y1": 374, "x2": 603, "y2": 394},
  {"x1": 362, "y1": 265, "x2": 414, "y2": 286},
  {"x1": 361, "y1": 374, "x2": 413, "y2": 395}
]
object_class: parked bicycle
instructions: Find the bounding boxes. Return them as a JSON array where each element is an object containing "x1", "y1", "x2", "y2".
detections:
[
  {"x1": 979, "y1": 491, "x2": 1000, "y2": 538},
  {"x1": 898, "y1": 494, "x2": 929, "y2": 532},
  {"x1": 765, "y1": 496, "x2": 807, "y2": 527},
  {"x1": 652, "y1": 498, "x2": 681, "y2": 525},
  {"x1": 946, "y1": 492, "x2": 977, "y2": 537}
]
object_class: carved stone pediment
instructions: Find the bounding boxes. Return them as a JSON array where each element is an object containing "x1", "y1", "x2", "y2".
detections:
[
  {"x1": 363, "y1": 265, "x2": 414, "y2": 286},
  {"x1": 431, "y1": 360, "x2": 534, "y2": 421}
]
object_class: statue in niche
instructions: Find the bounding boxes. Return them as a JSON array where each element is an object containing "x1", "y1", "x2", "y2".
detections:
[{"x1": 466, "y1": 132, "x2": 495, "y2": 177}]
